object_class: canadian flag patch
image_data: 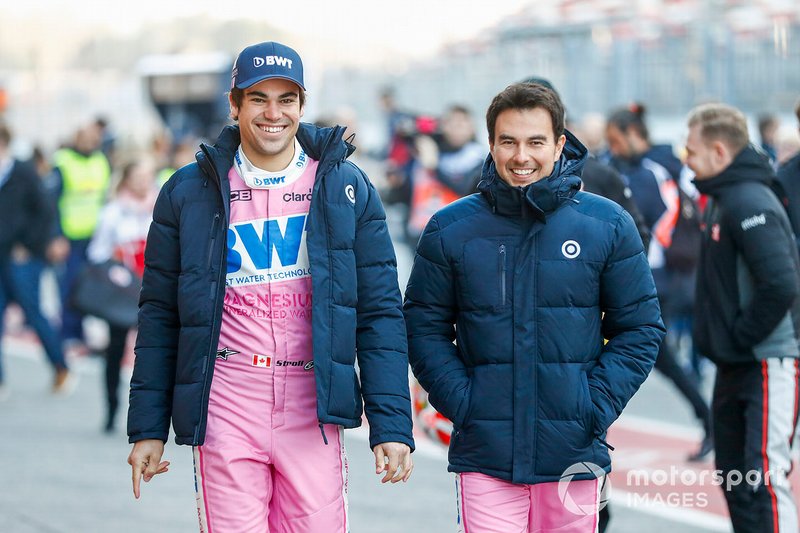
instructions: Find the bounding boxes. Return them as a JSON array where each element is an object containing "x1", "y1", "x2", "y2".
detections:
[{"x1": 252, "y1": 354, "x2": 272, "y2": 368}]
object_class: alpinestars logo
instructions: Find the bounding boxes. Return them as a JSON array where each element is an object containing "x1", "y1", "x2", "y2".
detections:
[{"x1": 216, "y1": 347, "x2": 240, "y2": 361}]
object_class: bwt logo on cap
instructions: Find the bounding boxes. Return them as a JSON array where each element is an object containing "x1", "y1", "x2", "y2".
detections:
[
  {"x1": 232, "y1": 41, "x2": 305, "y2": 90},
  {"x1": 253, "y1": 56, "x2": 294, "y2": 69}
]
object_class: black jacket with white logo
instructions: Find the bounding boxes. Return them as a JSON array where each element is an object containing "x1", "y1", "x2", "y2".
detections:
[{"x1": 693, "y1": 145, "x2": 800, "y2": 365}]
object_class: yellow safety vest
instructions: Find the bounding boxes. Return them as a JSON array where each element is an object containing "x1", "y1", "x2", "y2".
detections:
[{"x1": 54, "y1": 148, "x2": 111, "y2": 240}]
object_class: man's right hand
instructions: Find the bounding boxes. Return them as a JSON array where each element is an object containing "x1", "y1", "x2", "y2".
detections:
[{"x1": 127, "y1": 439, "x2": 170, "y2": 499}]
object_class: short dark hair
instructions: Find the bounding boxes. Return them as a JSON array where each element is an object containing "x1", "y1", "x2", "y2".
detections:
[
  {"x1": 607, "y1": 103, "x2": 650, "y2": 142},
  {"x1": 486, "y1": 83, "x2": 565, "y2": 142},
  {"x1": 228, "y1": 86, "x2": 306, "y2": 120}
]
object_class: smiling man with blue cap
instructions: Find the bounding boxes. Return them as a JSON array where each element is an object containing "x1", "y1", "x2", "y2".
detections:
[{"x1": 126, "y1": 41, "x2": 415, "y2": 532}]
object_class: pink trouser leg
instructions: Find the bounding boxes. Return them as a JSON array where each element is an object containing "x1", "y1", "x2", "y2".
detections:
[
  {"x1": 529, "y1": 478, "x2": 600, "y2": 532},
  {"x1": 269, "y1": 371, "x2": 348, "y2": 533},
  {"x1": 195, "y1": 364, "x2": 348, "y2": 533},
  {"x1": 457, "y1": 472, "x2": 600, "y2": 533}
]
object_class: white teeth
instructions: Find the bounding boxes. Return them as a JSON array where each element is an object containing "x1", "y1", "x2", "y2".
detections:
[
  {"x1": 261, "y1": 126, "x2": 284, "y2": 133},
  {"x1": 512, "y1": 169, "x2": 534, "y2": 175}
]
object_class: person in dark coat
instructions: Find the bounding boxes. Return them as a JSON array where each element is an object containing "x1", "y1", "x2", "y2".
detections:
[
  {"x1": 606, "y1": 104, "x2": 714, "y2": 462},
  {"x1": 686, "y1": 102, "x2": 800, "y2": 533},
  {"x1": 404, "y1": 82, "x2": 664, "y2": 532},
  {"x1": 0, "y1": 122, "x2": 71, "y2": 396},
  {"x1": 126, "y1": 41, "x2": 414, "y2": 531}
]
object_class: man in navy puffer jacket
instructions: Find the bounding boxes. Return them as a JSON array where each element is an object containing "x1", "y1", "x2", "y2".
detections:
[
  {"x1": 404, "y1": 82, "x2": 664, "y2": 532},
  {"x1": 126, "y1": 41, "x2": 413, "y2": 532}
]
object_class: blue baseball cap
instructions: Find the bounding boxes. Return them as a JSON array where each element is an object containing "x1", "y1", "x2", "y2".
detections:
[{"x1": 231, "y1": 41, "x2": 305, "y2": 90}]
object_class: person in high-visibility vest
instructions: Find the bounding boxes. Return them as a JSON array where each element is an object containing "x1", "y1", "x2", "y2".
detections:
[{"x1": 49, "y1": 123, "x2": 111, "y2": 349}]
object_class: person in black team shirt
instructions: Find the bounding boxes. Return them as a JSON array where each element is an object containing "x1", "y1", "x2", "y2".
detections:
[{"x1": 686, "y1": 102, "x2": 800, "y2": 533}]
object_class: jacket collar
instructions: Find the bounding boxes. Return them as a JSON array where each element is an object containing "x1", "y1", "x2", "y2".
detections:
[
  {"x1": 692, "y1": 144, "x2": 775, "y2": 197},
  {"x1": 197, "y1": 122, "x2": 356, "y2": 189},
  {"x1": 295, "y1": 122, "x2": 354, "y2": 178},
  {"x1": 478, "y1": 129, "x2": 587, "y2": 221}
]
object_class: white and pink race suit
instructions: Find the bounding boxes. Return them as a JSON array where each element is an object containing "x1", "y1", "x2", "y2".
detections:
[{"x1": 193, "y1": 141, "x2": 349, "y2": 533}]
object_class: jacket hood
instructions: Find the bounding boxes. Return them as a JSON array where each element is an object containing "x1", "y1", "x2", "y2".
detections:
[
  {"x1": 196, "y1": 123, "x2": 355, "y2": 186},
  {"x1": 693, "y1": 144, "x2": 775, "y2": 197},
  {"x1": 478, "y1": 129, "x2": 587, "y2": 221}
]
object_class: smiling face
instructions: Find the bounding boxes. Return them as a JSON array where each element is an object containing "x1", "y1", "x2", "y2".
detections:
[
  {"x1": 489, "y1": 107, "x2": 566, "y2": 187},
  {"x1": 229, "y1": 77, "x2": 304, "y2": 171}
]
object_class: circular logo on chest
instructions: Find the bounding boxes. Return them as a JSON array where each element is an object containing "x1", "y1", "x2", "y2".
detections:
[{"x1": 561, "y1": 240, "x2": 581, "y2": 259}]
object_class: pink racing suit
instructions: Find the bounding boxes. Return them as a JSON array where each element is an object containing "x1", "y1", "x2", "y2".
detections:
[{"x1": 193, "y1": 146, "x2": 349, "y2": 533}]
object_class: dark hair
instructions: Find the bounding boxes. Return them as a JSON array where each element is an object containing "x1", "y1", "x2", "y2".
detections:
[
  {"x1": 229, "y1": 86, "x2": 306, "y2": 119},
  {"x1": 486, "y1": 83, "x2": 565, "y2": 142},
  {"x1": 606, "y1": 103, "x2": 650, "y2": 142},
  {"x1": 518, "y1": 76, "x2": 556, "y2": 93}
]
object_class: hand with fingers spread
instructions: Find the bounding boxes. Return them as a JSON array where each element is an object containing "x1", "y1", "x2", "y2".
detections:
[
  {"x1": 127, "y1": 439, "x2": 170, "y2": 499},
  {"x1": 372, "y1": 442, "x2": 413, "y2": 484}
]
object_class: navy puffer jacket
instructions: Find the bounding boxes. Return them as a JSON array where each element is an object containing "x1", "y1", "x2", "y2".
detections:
[
  {"x1": 404, "y1": 132, "x2": 663, "y2": 483},
  {"x1": 128, "y1": 123, "x2": 414, "y2": 452}
]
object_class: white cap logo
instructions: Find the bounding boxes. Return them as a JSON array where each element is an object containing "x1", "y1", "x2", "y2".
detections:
[{"x1": 562, "y1": 240, "x2": 581, "y2": 259}]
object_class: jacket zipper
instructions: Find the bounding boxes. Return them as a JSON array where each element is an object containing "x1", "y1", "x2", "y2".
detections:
[
  {"x1": 317, "y1": 171, "x2": 334, "y2": 446},
  {"x1": 207, "y1": 212, "x2": 220, "y2": 270},
  {"x1": 194, "y1": 151, "x2": 228, "y2": 444},
  {"x1": 197, "y1": 227, "x2": 227, "y2": 442},
  {"x1": 499, "y1": 244, "x2": 507, "y2": 306}
]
